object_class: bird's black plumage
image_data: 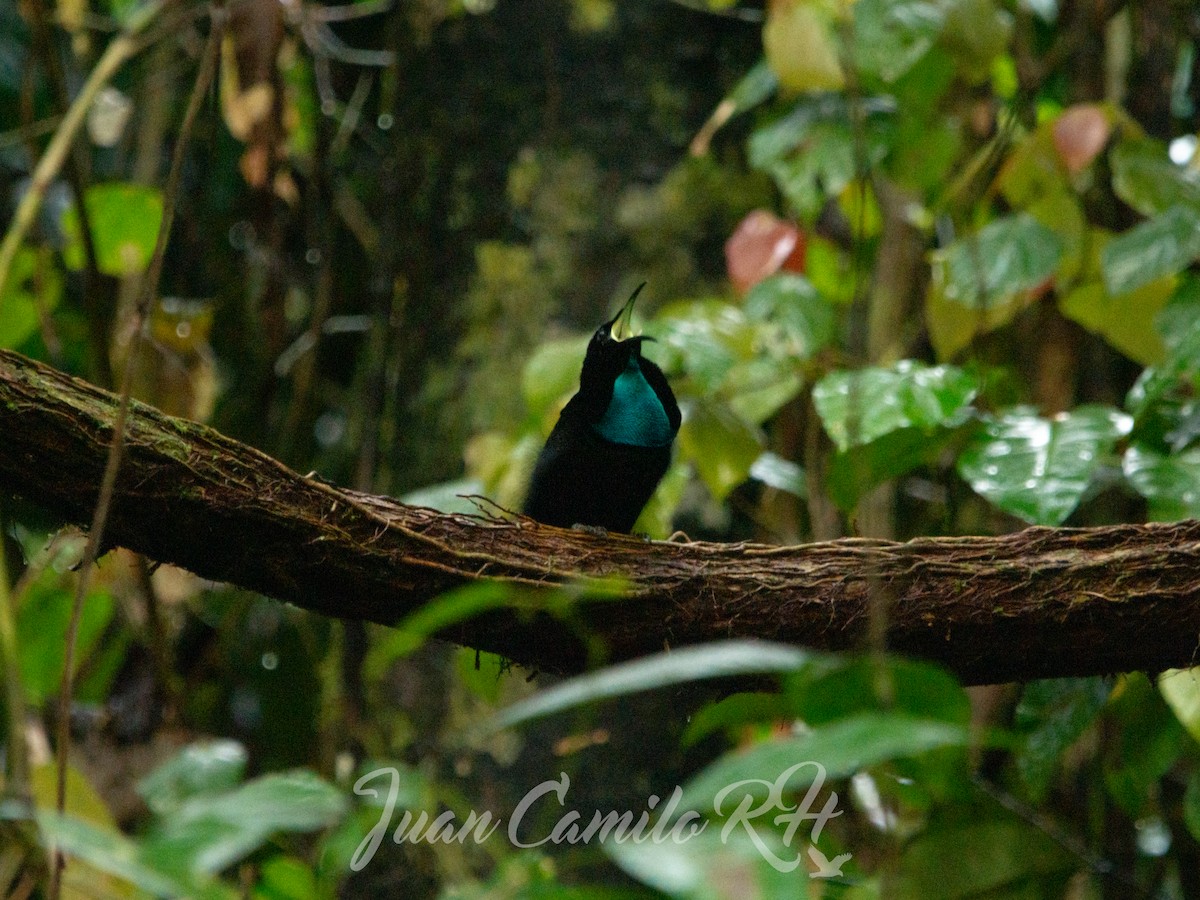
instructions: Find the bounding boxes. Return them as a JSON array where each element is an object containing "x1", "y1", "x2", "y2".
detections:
[{"x1": 524, "y1": 285, "x2": 680, "y2": 533}]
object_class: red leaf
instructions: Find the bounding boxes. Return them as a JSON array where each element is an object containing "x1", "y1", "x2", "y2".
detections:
[{"x1": 725, "y1": 210, "x2": 806, "y2": 295}]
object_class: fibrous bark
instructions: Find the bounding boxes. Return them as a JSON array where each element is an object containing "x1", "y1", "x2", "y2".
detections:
[{"x1": 2, "y1": 347, "x2": 1198, "y2": 685}]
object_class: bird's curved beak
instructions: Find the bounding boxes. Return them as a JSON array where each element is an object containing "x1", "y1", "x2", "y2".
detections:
[{"x1": 609, "y1": 282, "x2": 647, "y2": 342}]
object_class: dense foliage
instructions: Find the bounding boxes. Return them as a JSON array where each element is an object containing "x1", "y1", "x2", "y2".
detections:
[{"x1": 4, "y1": 0, "x2": 1200, "y2": 896}]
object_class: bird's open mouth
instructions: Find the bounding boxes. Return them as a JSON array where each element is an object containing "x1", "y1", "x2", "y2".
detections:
[{"x1": 610, "y1": 282, "x2": 647, "y2": 342}]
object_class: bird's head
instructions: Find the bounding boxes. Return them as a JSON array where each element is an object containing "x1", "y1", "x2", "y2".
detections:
[{"x1": 584, "y1": 282, "x2": 655, "y2": 380}]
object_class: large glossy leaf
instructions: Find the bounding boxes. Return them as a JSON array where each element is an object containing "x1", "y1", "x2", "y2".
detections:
[
  {"x1": 681, "y1": 712, "x2": 968, "y2": 811},
  {"x1": 930, "y1": 212, "x2": 1062, "y2": 309},
  {"x1": 1122, "y1": 443, "x2": 1200, "y2": 520},
  {"x1": 1101, "y1": 205, "x2": 1200, "y2": 297},
  {"x1": 140, "y1": 770, "x2": 347, "y2": 876},
  {"x1": 957, "y1": 405, "x2": 1132, "y2": 525},
  {"x1": 481, "y1": 641, "x2": 813, "y2": 735},
  {"x1": 813, "y1": 360, "x2": 977, "y2": 451},
  {"x1": 61, "y1": 182, "x2": 164, "y2": 276}
]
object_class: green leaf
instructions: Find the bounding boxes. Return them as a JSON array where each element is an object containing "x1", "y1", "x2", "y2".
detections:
[
  {"x1": 365, "y1": 583, "x2": 520, "y2": 678},
  {"x1": 895, "y1": 815, "x2": 1072, "y2": 897},
  {"x1": 742, "y1": 272, "x2": 835, "y2": 360},
  {"x1": 1104, "y1": 673, "x2": 1185, "y2": 815},
  {"x1": 400, "y1": 478, "x2": 486, "y2": 515},
  {"x1": 138, "y1": 740, "x2": 249, "y2": 817},
  {"x1": 957, "y1": 404, "x2": 1132, "y2": 525},
  {"x1": 1123, "y1": 443, "x2": 1200, "y2": 520},
  {"x1": 930, "y1": 212, "x2": 1062, "y2": 309},
  {"x1": 747, "y1": 452, "x2": 806, "y2": 498},
  {"x1": 0, "y1": 246, "x2": 63, "y2": 350},
  {"x1": 34, "y1": 810, "x2": 235, "y2": 900},
  {"x1": 1111, "y1": 135, "x2": 1200, "y2": 217},
  {"x1": 788, "y1": 656, "x2": 971, "y2": 726},
  {"x1": 681, "y1": 712, "x2": 968, "y2": 811},
  {"x1": 480, "y1": 641, "x2": 813, "y2": 735},
  {"x1": 1059, "y1": 275, "x2": 1171, "y2": 367},
  {"x1": 654, "y1": 299, "x2": 754, "y2": 393},
  {"x1": 141, "y1": 770, "x2": 347, "y2": 876},
  {"x1": 607, "y1": 812, "x2": 819, "y2": 897},
  {"x1": 681, "y1": 692, "x2": 787, "y2": 747},
  {"x1": 522, "y1": 336, "x2": 587, "y2": 417},
  {"x1": 825, "y1": 424, "x2": 962, "y2": 512},
  {"x1": 853, "y1": 0, "x2": 945, "y2": 83},
  {"x1": 677, "y1": 401, "x2": 763, "y2": 500},
  {"x1": 813, "y1": 360, "x2": 977, "y2": 451},
  {"x1": 1013, "y1": 677, "x2": 1110, "y2": 802},
  {"x1": 61, "y1": 182, "x2": 164, "y2": 276},
  {"x1": 16, "y1": 578, "x2": 115, "y2": 704},
  {"x1": 1101, "y1": 205, "x2": 1200, "y2": 297},
  {"x1": 1159, "y1": 668, "x2": 1200, "y2": 745}
]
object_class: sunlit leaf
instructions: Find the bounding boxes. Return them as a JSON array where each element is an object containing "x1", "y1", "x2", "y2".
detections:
[
  {"x1": 61, "y1": 182, "x2": 164, "y2": 276},
  {"x1": 400, "y1": 478, "x2": 487, "y2": 516},
  {"x1": 365, "y1": 582, "x2": 520, "y2": 678},
  {"x1": 0, "y1": 246, "x2": 63, "y2": 350},
  {"x1": 813, "y1": 360, "x2": 977, "y2": 451},
  {"x1": 681, "y1": 691, "x2": 786, "y2": 747},
  {"x1": 522, "y1": 336, "x2": 587, "y2": 418},
  {"x1": 1159, "y1": 668, "x2": 1200, "y2": 745},
  {"x1": 763, "y1": 0, "x2": 844, "y2": 93},
  {"x1": 1101, "y1": 205, "x2": 1200, "y2": 297},
  {"x1": 957, "y1": 404, "x2": 1132, "y2": 525}
]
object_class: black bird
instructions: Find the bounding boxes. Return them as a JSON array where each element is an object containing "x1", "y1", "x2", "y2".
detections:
[{"x1": 524, "y1": 284, "x2": 680, "y2": 533}]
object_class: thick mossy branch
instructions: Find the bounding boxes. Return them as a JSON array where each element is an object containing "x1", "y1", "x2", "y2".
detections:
[{"x1": 2, "y1": 348, "x2": 1199, "y2": 684}]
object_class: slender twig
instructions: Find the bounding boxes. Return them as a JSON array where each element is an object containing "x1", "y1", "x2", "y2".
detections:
[
  {"x1": 0, "y1": 0, "x2": 169, "y2": 302},
  {"x1": 46, "y1": 5, "x2": 226, "y2": 897}
]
